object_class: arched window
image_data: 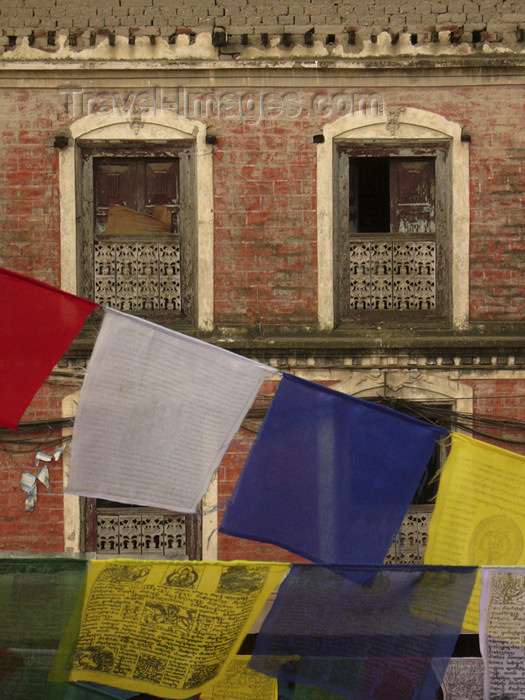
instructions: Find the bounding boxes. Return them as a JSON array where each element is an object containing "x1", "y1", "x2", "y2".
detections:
[
  {"x1": 59, "y1": 112, "x2": 214, "y2": 330},
  {"x1": 316, "y1": 108, "x2": 469, "y2": 330}
]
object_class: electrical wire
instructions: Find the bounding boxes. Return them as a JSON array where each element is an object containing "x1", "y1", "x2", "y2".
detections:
[
  {"x1": 241, "y1": 395, "x2": 525, "y2": 447},
  {"x1": 1, "y1": 394, "x2": 524, "y2": 450}
]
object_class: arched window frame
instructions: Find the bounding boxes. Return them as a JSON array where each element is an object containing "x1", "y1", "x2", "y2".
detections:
[
  {"x1": 59, "y1": 112, "x2": 214, "y2": 330},
  {"x1": 317, "y1": 108, "x2": 469, "y2": 330}
]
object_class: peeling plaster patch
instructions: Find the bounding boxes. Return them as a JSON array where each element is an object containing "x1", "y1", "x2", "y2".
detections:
[
  {"x1": 63, "y1": 391, "x2": 80, "y2": 553},
  {"x1": 240, "y1": 39, "x2": 329, "y2": 59},
  {"x1": 332, "y1": 31, "x2": 473, "y2": 57},
  {"x1": 1, "y1": 32, "x2": 217, "y2": 61},
  {"x1": 1, "y1": 28, "x2": 523, "y2": 62},
  {"x1": 482, "y1": 43, "x2": 513, "y2": 53}
]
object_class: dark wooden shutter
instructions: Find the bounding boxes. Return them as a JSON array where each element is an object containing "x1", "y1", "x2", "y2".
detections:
[{"x1": 390, "y1": 158, "x2": 435, "y2": 234}]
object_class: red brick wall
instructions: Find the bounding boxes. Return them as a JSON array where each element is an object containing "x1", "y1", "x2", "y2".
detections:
[
  {"x1": 463, "y1": 379, "x2": 525, "y2": 456},
  {"x1": 208, "y1": 85, "x2": 524, "y2": 324},
  {"x1": 212, "y1": 118, "x2": 318, "y2": 325},
  {"x1": 0, "y1": 88, "x2": 73, "y2": 553},
  {"x1": 0, "y1": 85, "x2": 523, "y2": 321},
  {"x1": 0, "y1": 381, "x2": 77, "y2": 552},
  {"x1": 0, "y1": 89, "x2": 61, "y2": 284}
]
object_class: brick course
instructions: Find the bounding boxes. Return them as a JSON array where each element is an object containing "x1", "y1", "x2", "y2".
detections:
[
  {"x1": 464, "y1": 379, "x2": 525, "y2": 457},
  {"x1": 0, "y1": 0, "x2": 524, "y2": 49}
]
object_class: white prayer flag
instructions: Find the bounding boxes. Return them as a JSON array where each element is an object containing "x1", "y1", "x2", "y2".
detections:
[
  {"x1": 480, "y1": 567, "x2": 525, "y2": 700},
  {"x1": 65, "y1": 308, "x2": 275, "y2": 512}
]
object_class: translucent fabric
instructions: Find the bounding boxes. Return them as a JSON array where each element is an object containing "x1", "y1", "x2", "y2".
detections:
[
  {"x1": 479, "y1": 567, "x2": 525, "y2": 700},
  {"x1": 0, "y1": 558, "x2": 88, "y2": 700},
  {"x1": 221, "y1": 374, "x2": 446, "y2": 565},
  {"x1": 59, "y1": 560, "x2": 288, "y2": 699},
  {"x1": 425, "y1": 433, "x2": 525, "y2": 630},
  {"x1": 250, "y1": 564, "x2": 477, "y2": 700},
  {"x1": 0, "y1": 267, "x2": 97, "y2": 429},
  {"x1": 66, "y1": 308, "x2": 275, "y2": 512},
  {"x1": 199, "y1": 655, "x2": 277, "y2": 699}
]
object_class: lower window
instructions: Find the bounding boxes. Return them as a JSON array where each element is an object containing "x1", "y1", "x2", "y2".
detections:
[
  {"x1": 382, "y1": 400, "x2": 451, "y2": 564},
  {"x1": 95, "y1": 500, "x2": 201, "y2": 559}
]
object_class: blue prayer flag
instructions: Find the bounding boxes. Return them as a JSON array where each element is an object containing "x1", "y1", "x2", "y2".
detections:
[
  {"x1": 220, "y1": 374, "x2": 446, "y2": 565},
  {"x1": 251, "y1": 564, "x2": 477, "y2": 700}
]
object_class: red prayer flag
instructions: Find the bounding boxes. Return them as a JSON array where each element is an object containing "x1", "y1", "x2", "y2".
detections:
[{"x1": 0, "y1": 268, "x2": 98, "y2": 429}]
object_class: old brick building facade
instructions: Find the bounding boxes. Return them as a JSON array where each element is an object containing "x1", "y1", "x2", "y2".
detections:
[{"x1": 0, "y1": 0, "x2": 524, "y2": 694}]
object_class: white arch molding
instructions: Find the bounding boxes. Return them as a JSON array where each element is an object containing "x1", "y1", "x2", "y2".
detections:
[
  {"x1": 59, "y1": 111, "x2": 214, "y2": 331},
  {"x1": 316, "y1": 107, "x2": 470, "y2": 330},
  {"x1": 331, "y1": 369, "x2": 473, "y2": 416}
]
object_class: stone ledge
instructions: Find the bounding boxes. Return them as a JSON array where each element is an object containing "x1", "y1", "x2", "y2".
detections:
[{"x1": 65, "y1": 321, "x2": 525, "y2": 371}]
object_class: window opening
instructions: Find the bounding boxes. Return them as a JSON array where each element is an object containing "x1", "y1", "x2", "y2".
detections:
[
  {"x1": 92, "y1": 156, "x2": 181, "y2": 312},
  {"x1": 78, "y1": 141, "x2": 196, "y2": 327},
  {"x1": 350, "y1": 157, "x2": 390, "y2": 233},
  {"x1": 337, "y1": 145, "x2": 446, "y2": 319},
  {"x1": 95, "y1": 498, "x2": 200, "y2": 560},
  {"x1": 379, "y1": 400, "x2": 451, "y2": 564}
]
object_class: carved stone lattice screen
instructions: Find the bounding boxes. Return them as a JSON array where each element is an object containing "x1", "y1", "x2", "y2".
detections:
[
  {"x1": 97, "y1": 508, "x2": 187, "y2": 558},
  {"x1": 384, "y1": 505, "x2": 433, "y2": 564},
  {"x1": 349, "y1": 241, "x2": 436, "y2": 310},
  {"x1": 94, "y1": 241, "x2": 181, "y2": 310}
]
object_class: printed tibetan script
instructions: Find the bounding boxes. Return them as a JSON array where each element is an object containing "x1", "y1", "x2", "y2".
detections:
[
  {"x1": 199, "y1": 655, "x2": 277, "y2": 700},
  {"x1": 480, "y1": 567, "x2": 525, "y2": 700},
  {"x1": 68, "y1": 560, "x2": 288, "y2": 699}
]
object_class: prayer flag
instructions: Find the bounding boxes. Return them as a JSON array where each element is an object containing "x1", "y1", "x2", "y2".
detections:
[
  {"x1": 479, "y1": 567, "x2": 525, "y2": 700},
  {"x1": 250, "y1": 564, "x2": 477, "y2": 700},
  {"x1": 278, "y1": 678, "x2": 347, "y2": 699},
  {"x1": 221, "y1": 374, "x2": 446, "y2": 565},
  {"x1": 199, "y1": 656, "x2": 277, "y2": 699},
  {"x1": 0, "y1": 558, "x2": 88, "y2": 699},
  {"x1": 64, "y1": 682, "x2": 141, "y2": 698},
  {"x1": 0, "y1": 267, "x2": 98, "y2": 429},
  {"x1": 439, "y1": 658, "x2": 484, "y2": 700},
  {"x1": 424, "y1": 433, "x2": 525, "y2": 630},
  {"x1": 65, "y1": 308, "x2": 275, "y2": 512},
  {"x1": 62, "y1": 560, "x2": 289, "y2": 699}
]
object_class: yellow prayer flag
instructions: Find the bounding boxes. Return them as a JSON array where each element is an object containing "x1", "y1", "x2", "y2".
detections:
[
  {"x1": 424, "y1": 433, "x2": 525, "y2": 630},
  {"x1": 199, "y1": 655, "x2": 277, "y2": 700},
  {"x1": 67, "y1": 560, "x2": 289, "y2": 699}
]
